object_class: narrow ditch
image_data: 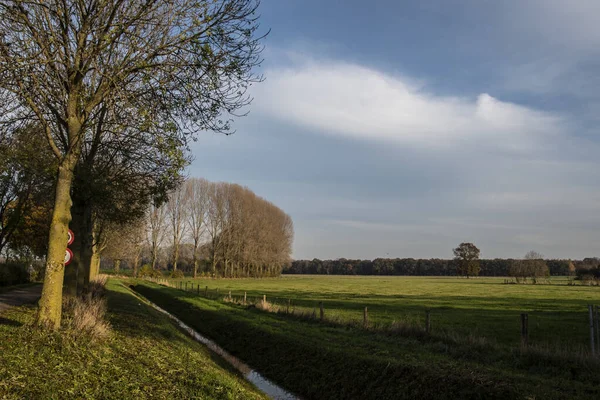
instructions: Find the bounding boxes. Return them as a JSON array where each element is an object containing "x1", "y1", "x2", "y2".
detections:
[{"x1": 127, "y1": 285, "x2": 298, "y2": 400}]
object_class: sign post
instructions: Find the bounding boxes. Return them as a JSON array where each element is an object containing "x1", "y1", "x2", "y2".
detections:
[
  {"x1": 65, "y1": 248, "x2": 73, "y2": 266},
  {"x1": 65, "y1": 229, "x2": 75, "y2": 266}
]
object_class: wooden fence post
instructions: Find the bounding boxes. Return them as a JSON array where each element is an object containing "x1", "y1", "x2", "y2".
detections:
[
  {"x1": 425, "y1": 310, "x2": 431, "y2": 334},
  {"x1": 263, "y1": 295, "x2": 266, "y2": 304},
  {"x1": 197, "y1": 284, "x2": 200, "y2": 295},
  {"x1": 205, "y1": 286, "x2": 208, "y2": 297},
  {"x1": 594, "y1": 306, "x2": 600, "y2": 351},
  {"x1": 228, "y1": 290, "x2": 232, "y2": 301},
  {"x1": 521, "y1": 313, "x2": 528, "y2": 347},
  {"x1": 319, "y1": 302, "x2": 324, "y2": 320},
  {"x1": 244, "y1": 292, "x2": 247, "y2": 304},
  {"x1": 363, "y1": 307, "x2": 369, "y2": 328},
  {"x1": 589, "y1": 305, "x2": 595, "y2": 355}
]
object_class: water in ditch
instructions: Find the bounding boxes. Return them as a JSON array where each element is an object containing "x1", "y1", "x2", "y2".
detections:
[{"x1": 134, "y1": 289, "x2": 298, "y2": 400}]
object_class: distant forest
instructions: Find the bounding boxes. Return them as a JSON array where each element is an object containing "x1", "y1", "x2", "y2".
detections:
[{"x1": 283, "y1": 258, "x2": 600, "y2": 277}]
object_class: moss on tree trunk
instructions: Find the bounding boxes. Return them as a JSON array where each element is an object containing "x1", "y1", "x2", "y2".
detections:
[{"x1": 37, "y1": 160, "x2": 76, "y2": 330}]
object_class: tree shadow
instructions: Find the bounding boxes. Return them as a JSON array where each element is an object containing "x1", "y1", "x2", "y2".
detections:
[
  {"x1": 104, "y1": 285, "x2": 193, "y2": 346},
  {"x1": 0, "y1": 316, "x2": 23, "y2": 327}
]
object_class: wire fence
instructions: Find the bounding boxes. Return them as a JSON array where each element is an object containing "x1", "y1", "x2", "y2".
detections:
[{"x1": 144, "y1": 277, "x2": 600, "y2": 357}]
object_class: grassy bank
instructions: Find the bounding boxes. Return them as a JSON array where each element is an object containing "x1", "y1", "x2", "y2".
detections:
[
  {"x1": 0, "y1": 279, "x2": 267, "y2": 399},
  {"x1": 172, "y1": 275, "x2": 600, "y2": 347},
  {"x1": 134, "y1": 282, "x2": 600, "y2": 400}
]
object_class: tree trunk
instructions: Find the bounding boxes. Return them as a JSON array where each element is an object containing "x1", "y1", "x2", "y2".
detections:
[
  {"x1": 192, "y1": 239, "x2": 199, "y2": 279},
  {"x1": 63, "y1": 200, "x2": 83, "y2": 297},
  {"x1": 173, "y1": 242, "x2": 179, "y2": 271},
  {"x1": 211, "y1": 255, "x2": 217, "y2": 277},
  {"x1": 66, "y1": 194, "x2": 94, "y2": 295},
  {"x1": 37, "y1": 160, "x2": 76, "y2": 330},
  {"x1": 93, "y1": 254, "x2": 101, "y2": 278},
  {"x1": 90, "y1": 242, "x2": 101, "y2": 281},
  {"x1": 133, "y1": 253, "x2": 140, "y2": 278},
  {"x1": 78, "y1": 201, "x2": 93, "y2": 292},
  {"x1": 151, "y1": 244, "x2": 158, "y2": 270}
]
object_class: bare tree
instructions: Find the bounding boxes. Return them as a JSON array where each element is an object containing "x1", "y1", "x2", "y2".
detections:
[
  {"x1": 206, "y1": 183, "x2": 227, "y2": 276},
  {"x1": 204, "y1": 181, "x2": 293, "y2": 277},
  {"x1": 185, "y1": 178, "x2": 209, "y2": 278},
  {"x1": 510, "y1": 250, "x2": 549, "y2": 284},
  {"x1": 166, "y1": 186, "x2": 187, "y2": 272},
  {"x1": 0, "y1": 0, "x2": 265, "y2": 328},
  {"x1": 102, "y1": 218, "x2": 146, "y2": 276},
  {"x1": 147, "y1": 202, "x2": 167, "y2": 270}
]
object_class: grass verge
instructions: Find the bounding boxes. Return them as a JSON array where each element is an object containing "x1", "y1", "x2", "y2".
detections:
[
  {"x1": 134, "y1": 282, "x2": 600, "y2": 400},
  {"x1": 0, "y1": 279, "x2": 267, "y2": 400}
]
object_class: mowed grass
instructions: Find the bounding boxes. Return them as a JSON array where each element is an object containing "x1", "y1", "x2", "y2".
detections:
[
  {"x1": 174, "y1": 275, "x2": 600, "y2": 348},
  {"x1": 0, "y1": 279, "x2": 267, "y2": 400}
]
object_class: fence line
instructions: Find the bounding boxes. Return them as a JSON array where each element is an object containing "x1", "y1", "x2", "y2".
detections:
[{"x1": 144, "y1": 277, "x2": 600, "y2": 356}]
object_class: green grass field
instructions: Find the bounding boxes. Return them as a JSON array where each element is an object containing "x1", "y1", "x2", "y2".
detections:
[
  {"x1": 0, "y1": 279, "x2": 267, "y2": 399},
  {"x1": 173, "y1": 275, "x2": 600, "y2": 348},
  {"x1": 133, "y1": 280, "x2": 600, "y2": 400}
]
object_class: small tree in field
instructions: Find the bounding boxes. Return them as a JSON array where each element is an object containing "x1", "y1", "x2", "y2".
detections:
[{"x1": 453, "y1": 242, "x2": 480, "y2": 278}]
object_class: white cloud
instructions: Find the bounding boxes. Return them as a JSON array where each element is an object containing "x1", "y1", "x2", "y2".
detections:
[{"x1": 255, "y1": 60, "x2": 564, "y2": 151}]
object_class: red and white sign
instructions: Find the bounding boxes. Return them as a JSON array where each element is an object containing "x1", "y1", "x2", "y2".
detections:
[
  {"x1": 67, "y1": 229, "x2": 75, "y2": 246},
  {"x1": 65, "y1": 248, "x2": 73, "y2": 266}
]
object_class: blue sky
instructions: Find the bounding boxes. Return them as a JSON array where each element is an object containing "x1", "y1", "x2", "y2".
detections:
[{"x1": 189, "y1": 0, "x2": 600, "y2": 260}]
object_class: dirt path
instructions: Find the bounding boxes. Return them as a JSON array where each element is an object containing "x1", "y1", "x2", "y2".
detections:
[{"x1": 0, "y1": 285, "x2": 42, "y2": 314}]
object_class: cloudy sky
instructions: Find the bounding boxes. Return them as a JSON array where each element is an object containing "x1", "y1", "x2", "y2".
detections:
[{"x1": 189, "y1": 0, "x2": 600, "y2": 260}]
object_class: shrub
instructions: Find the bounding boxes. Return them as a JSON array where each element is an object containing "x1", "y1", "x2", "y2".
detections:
[
  {"x1": 88, "y1": 274, "x2": 108, "y2": 298},
  {"x1": 169, "y1": 269, "x2": 184, "y2": 279},
  {"x1": 0, "y1": 261, "x2": 30, "y2": 286},
  {"x1": 579, "y1": 274, "x2": 600, "y2": 286},
  {"x1": 138, "y1": 264, "x2": 163, "y2": 279},
  {"x1": 62, "y1": 277, "x2": 111, "y2": 342}
]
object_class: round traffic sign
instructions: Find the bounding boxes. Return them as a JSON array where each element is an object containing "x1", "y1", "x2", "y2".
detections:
[
  {"x1": 67, "y1": 229, "x2": 74, "y2": 246},
  {"x1": 65, "y1": 248, "x2": 73, "y2": 266}
]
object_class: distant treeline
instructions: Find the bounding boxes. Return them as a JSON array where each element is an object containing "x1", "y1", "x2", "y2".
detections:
[{"x1": 284, "y1": 258, "x2": 582, "y2": 276}]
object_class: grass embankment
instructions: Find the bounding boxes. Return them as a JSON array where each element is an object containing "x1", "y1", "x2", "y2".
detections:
[
  {"x1": 134, "y1": 282, "x2": 600, "y2": 400},
  {"x1": 173, "y1": 275, "x2": 600, "y2": 347},
  {"x1": 0, "y1": 279, "x2": 267, "y2": 399}
]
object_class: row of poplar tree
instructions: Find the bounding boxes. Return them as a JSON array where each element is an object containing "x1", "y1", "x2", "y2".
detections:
[{"x1": 103, "y1": 179, "x2": 294, "y2": 279}]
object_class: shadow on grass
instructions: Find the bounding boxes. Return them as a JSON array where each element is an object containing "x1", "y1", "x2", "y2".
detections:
[
  {"x1": 104, "y1": 285, "x2": 193, "y2": 347},
  {"x1": 133, "y1": 283, "x2": 600, "y2": 400},
  {"x1": 0, "y1": 316, "x2": 22, "y2": 327}
]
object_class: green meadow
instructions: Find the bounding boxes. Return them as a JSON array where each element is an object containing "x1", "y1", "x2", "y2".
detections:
[
  {"x1": 134, "y1": 279, "x2": 600, "y2": 400},
  {"x1": 174, "y1": 275, "x2": 600, "y2": 348}
]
